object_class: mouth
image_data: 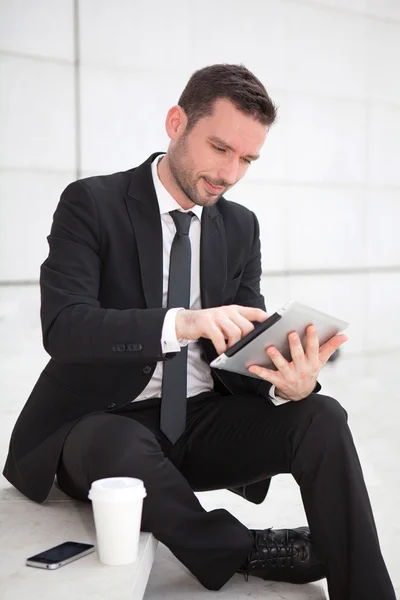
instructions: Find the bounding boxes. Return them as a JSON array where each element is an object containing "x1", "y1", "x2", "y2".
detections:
[{"x1": 203, "y1": 177, "x2": 225, "y2": 195}]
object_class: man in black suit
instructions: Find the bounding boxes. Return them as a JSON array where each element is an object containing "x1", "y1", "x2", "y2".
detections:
[{"x1": 3, "y1": 64, "x2": 395, "y2": 598}]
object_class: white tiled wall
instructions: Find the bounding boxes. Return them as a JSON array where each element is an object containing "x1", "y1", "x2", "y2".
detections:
[
  {"x1": 0, "y1": 171, "x2": 75, "y2": 280},
  {"x1": 0, "y1": 56, "x2": 75, "y2": 171},
  {"x1": 366, "y1": 17, "x2": 400, "y2": 104},
  {"x1": 367, "y1": 104, "x2": 400, "y2": 186},
  {"x1": 287, "y1": 273, "x2": 367, "y2": 355},
  {"x1": 285, "y1": 186, "x2": 366, "y2": 270},
  {"x1": 365, "y1": 272, "x2": 400, "y2": 352},
  {"x1": 1, "y1": 0, "x2": 399, "y2": 354},
  {"x1": 79, "y1": 67, "x2": 184, "y2": 173},
  {"x1": 284, "y1": 93, "x2": 367, "y2": 184},
  {"x1": 365, "y1": 190, "x2": 400, "y2": 267},
  {"x1": 366, "y1": 0, "x2": 400, "y2": 21},
  {"x1": 0, "y1": 0, "x2": 74, "y2": 61},
  {"x1": 0, "y1": 0, "x2": 75, "y2": 282},
  {"x1": 281, "y1": 1, "x2": 368, "y2": 100}
]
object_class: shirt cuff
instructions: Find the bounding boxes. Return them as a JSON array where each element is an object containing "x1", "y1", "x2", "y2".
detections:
[
  {"x1": 161, "y1": 308, "x2": 189, "y2": 353},
  {"x1": 269, "y1": 384, "x2": 291, "y2": 406}
]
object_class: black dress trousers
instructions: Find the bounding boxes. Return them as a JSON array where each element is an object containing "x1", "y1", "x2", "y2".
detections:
[{"x1": 56, "y1": 390, "x2": 396, "y2": 599}]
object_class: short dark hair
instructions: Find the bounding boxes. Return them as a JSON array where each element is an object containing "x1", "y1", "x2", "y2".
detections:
[{"x1": 177, "y1": 63, "x2": 277, "y2": 132}]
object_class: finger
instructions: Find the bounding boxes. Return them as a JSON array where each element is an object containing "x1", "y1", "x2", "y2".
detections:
[
  {"x1": 236, "y1": 306, "x2": 269, "y2": 323},
  {"x1": 229, "y1": 312, "x2": 257, "y2": 338},
  {"x1": 265, "y1": 345, "x2": 292, "y2": 378},
  {"x1": 208, "y1": 322, "x2": 228, "y2": 355},
  {"x1": 219, "y1": 319, "x2": 243, "y2": 349},
  {"x1": 305, "y1": 325, "x2": 319, "y2": 361},
  {"x1": 319, "y1": 333, "x2": 348, "y2": 365},
  {"x1": 288, "y1": 331, "x2": 306, "y2": 367},
  {"x1": 247, "y1": 364, "x2": 283, "y2": 387}
]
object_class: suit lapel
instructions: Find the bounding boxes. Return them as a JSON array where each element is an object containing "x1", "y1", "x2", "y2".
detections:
[
  {"x1": 125, "y1": 153, "x2": 227, "y2": 310},
  {"x1": 125, "y1": 153, "x2": 164, "y2": 309},
  {"x1": 200, "y1": 204, "x2": 227, "y2": 308}
]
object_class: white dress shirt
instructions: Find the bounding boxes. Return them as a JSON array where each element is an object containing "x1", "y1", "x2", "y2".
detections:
[{"x1": 132, "y1": 154, "x2": 289, "y2": 405}]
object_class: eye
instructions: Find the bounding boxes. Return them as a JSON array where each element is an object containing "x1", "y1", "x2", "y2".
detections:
[{"x1": 213, "y1": 145, "x2": 252, "y2": 165}]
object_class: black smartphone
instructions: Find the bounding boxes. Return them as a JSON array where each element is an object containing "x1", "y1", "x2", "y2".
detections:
[{"x1": 26, "y1": 541, "x2": 95, "y2": 570}]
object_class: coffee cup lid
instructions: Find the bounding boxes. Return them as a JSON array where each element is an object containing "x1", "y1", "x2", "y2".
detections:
[{"x1": 88, "y1": 477, "x2": 146, "y2": 502}]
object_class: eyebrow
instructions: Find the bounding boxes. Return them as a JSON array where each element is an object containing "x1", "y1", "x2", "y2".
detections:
[{"x1": 208, "y1": 135, "x2": 260, "y2": 161}]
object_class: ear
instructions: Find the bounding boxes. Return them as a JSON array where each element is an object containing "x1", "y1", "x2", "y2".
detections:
[{"x1": 165, "y1": 105, "x2": 188, "y2": 141}]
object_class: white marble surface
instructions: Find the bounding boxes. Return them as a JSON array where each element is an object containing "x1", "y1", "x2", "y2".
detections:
[
  {"x1": 0, "y1": 485, "x2": 158, "y2": 600},
  {"x1": 0, "y1": 285, "x2": 399, "y2": 599}
]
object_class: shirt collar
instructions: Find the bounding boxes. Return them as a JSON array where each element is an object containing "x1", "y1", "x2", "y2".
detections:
[{"x1": 151, "y1": 154, "x2": 203, "y2": 220}]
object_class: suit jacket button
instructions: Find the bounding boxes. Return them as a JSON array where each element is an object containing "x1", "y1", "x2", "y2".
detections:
[
  {"x1": 127, "y1": 344, "x2": 142, "y2": 352},
  {"x1": 143, "y1": 366, "x2": 152, "y2": 375},
  {"x1": 107, "y1": 402, "x2": 116, "y2": 409}
]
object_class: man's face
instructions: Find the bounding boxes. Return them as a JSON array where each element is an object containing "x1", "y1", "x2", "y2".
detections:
[{"x1": 167, "y1": 98, "x2": 268, "y2": 208}]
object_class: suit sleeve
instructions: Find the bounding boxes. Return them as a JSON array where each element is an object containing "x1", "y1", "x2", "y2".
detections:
[
  {"x1": 40, "y1": 180, "x2": 170, "y2": 364},
  {"x1": 232, "y1": 211, "x2": 321, "y2": 399}
]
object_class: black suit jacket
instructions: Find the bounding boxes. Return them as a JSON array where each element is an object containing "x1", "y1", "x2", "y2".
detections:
[{"x1": 3, "y1": 152, "x2": 313, "y2": 504}]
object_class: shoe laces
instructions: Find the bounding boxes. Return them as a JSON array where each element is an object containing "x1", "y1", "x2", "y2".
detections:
[{"x1": 242, "y1": 527, "x2": 309, "y2": 582}]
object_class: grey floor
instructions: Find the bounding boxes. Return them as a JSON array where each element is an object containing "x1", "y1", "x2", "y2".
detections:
[{"x1": 1, "y1": 285, "x2": 399, "y2": 599}]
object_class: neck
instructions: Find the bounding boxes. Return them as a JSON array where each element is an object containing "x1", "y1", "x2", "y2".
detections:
[{"x1": 157, "y1": 154, "x2": 196, "y2": 210}]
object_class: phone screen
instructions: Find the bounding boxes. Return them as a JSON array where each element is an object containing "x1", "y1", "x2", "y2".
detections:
[{"x1": 27, "y1": 542, "x2": 94, "y2": 564}]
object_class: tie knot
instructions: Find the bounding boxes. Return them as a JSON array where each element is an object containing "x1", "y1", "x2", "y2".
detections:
[{"x1": 169, "y1": 210, "x2": 194, "y2": 236}]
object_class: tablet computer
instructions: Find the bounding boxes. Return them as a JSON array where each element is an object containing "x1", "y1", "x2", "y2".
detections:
[{"x1": 210, "y1": 300, "x2": 348, "y2": 378}]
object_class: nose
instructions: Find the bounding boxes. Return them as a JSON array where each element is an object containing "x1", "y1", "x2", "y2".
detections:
[{"x1": 218, "y1": 158, "x2": 240, "y2": 186}]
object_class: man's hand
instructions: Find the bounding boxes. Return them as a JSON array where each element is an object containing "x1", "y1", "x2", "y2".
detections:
[
  {"x1": 175, "y1": 306, "x2": 269, "y2": 355},
  {"x1": 247, "y1": 325, "x2": 348, "y2": 401}
]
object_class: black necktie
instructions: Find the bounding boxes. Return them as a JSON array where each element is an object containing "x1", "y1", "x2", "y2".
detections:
[{"x1": 161, "y1": 210, "x2": 194, "y2": 444}]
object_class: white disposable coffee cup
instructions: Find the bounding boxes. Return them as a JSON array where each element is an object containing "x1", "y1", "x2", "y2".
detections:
[{"x1": 88, "y1": 477, "x2": 147, "y2": 566}]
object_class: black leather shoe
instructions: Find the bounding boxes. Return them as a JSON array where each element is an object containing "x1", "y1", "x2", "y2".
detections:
[{"x1": 238, "y1": 526, "x2": 326, "y2": 584}]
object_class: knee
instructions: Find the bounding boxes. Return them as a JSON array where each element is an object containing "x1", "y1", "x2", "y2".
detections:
[
  {"x1": 291, "y1": 395, "x2": 350, "y2": 481},
  {"x1": 88, "y1": 414, "x2": 161, "y2": 461},
  {"x1": 59, "y1": 414, "x2": 165, "y2": 501},
  {"x1": 65, "y1": 413, "x2": 163, "y2": 479},
  {"x1": 302, "y1": 393, "x2": 348, "y2": 429}
]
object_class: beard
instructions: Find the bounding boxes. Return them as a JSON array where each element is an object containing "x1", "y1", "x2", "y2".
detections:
[{"x1": 167, "y1": 135, "x2": 228, "y2": 207}]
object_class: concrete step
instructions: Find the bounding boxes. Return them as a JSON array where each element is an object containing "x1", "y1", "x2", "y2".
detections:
[{"x1": 0, "y1": 483, "x2": 158, "y2": 600}]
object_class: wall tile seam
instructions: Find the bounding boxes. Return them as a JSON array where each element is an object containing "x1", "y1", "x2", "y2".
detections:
[
  {"x1": 0, "y1": 168, "x2": 75, "y2": 176},
  {"x1": 0, "y1": 49, "x2": 73, "y2": 66},
  {"x1": 261, "y1": 267, "x2": 400, "y2": 276},
  {"x1": 237, "y1": 181, "x2": 400, "y2": 191},
  {"x1": 1, "y1": 172, "x2": 397, "y2": 192},
  {"x1": 274, "y1": 91, "x2": 400, "y2": 110},
  {"x1": 2, "y1": 267, "x2": 400, "y2": 287},
  {"x1": 57, "y1": 68, "x2": 400, "y2": 110},
  {"x1": 282, "y1": 0, "x2": 400, "y2": 25}
]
